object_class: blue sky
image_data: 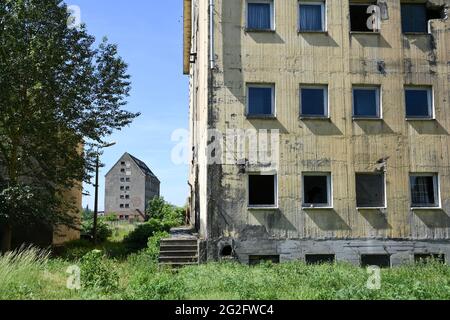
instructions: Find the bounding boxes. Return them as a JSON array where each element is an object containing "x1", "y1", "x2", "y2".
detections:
[{"x1": 72, "y1": 0, "x2": 189, "y2": 209}]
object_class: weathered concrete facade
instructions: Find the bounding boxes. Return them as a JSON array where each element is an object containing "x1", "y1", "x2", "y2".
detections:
[
  {"x1": 105, "y1": 153, "x2": 160, "y2": 221},
  {"x1": 186, "y1": 0, "x2": 450, "y2": 265}
]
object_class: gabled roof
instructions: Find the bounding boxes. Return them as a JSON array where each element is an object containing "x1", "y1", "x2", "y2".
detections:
[
  {"x1": 128, "y1": 153, "x2": 159, "y2": 181},
  {"x1": 105, "y1": 152, "x2": 160, "y2": 182}
]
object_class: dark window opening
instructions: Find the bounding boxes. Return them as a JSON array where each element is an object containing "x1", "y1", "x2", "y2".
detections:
[
  {"x1": 350, "y1": 3, "x2": 377, "y2": 32},
  {"x1": 120, "y1": 195, "x2": 124, "y2": 199},
  {"x1": 120, "y1": 204, "x2": 124, "y2": 208},
  {"x1": 299, "y1": 3, "x2": 324, "y2": 31},
  {"x1": 249, "y1": 255, "x2": 280, "y2": 266},
  {"x1": 356, "y1": 173, "x2": 385, "y2": 208},
  {"x1": 414, "y1": 254, "x2": 445, "y2": 264},
  {"x1": 401, "y1": 3, "x2": 443, "y2": 33},
  {"x1": 120, "y1": 168, "x2": 125, "y2": 173},
  {"x1": 120, "y1": 186, "x2": 124, "y2": 191},
  {"x1": 247, "y1": 2, "x2": 272, "y2": 30},
  {"x1": 410, "y1": 175, "x2": 439, "y2": 207},
  {"x1": 405, "y1": 88, "x2": 432, "y2": 118},
  {"x1": 361, "y1": 254, "x2": 391, "y2": 268},
  {"x1": 303, "y1": 174, "x2": 330, "y2": 206},
  {"x1": 248, "y1": 86, "x2": 274, "y2": 116},
  {"x1": 353, "y1": 87, "x2": 380, "y2": 118},
  {"x1": 305, "y1": 254, "x2": 335, "y2": 265},
  {"x1": 121, "y1": 161, "x2": 125, "y2": 166},
  {"x1": 221, "y1": 245, "x2": 233, "y2": 257},
  {"x1": 249, "y1": 174, "x2": 276, "y2": 207},
  {"x1": 125, "y1": 204, "x2": 130, "y2": 208},
  {"x1": 125, "y1": 195, "x2": 130, "y2": 199},
  {"x1": 300, "y1": 87, "x2": 327, "y2": 117}
]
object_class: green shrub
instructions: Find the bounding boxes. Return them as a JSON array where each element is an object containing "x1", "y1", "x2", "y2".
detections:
[
  {"x1": 81, "y1": 218, "x2": 112, "y2": 243},
  {"x1": 123, "y1": 219, "x2": 173, "y2": 253},
  {"x1": 147, "y1": 231, "x2": 170, "y2": 260},
  {"x1": 59, "y1": 239, "x2": 94, "y2": 260},
  {"x1": 80, "y1": 250, "x2": 119, "y2": 292}
]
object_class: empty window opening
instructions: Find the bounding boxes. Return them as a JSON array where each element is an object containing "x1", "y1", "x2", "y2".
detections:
[
  {"x1": 120, "y1": 178, "x2": 125, "y2": 182},
  {"x1": 361, "y1": 254, "x2": 391, "y2": 268},
  {"x1": 247, "y1": 85, "x2": 275, "y2": 117},
  {"x1": 401, "y1": 3, "x2": 443, "y2": 33},
  {"x1": 350, "y1": 2, "x2": 378, "y2": 32},
  {"x1": 125, "y1": 204, "x2": 130, "y2": 208},
  {"x1": 247, "y1": 1, "x2": 273, "y2": 30},
  {"x1": 410, "y1": 174, "x2": 439, "y2": 208},
  {"x1": 356, "y1": 173, "x2": 385, "y2": 208},
  {"x1": 249, "y1": 255, "x2": 280, "y2": 266},
  {"x1": 121, "y1": 161, "x2": 125, "y2": 166},
  {"x1": 125, "y1": 186, "x2": 130, "y2": 191},
  {"x1": 353, "y1": 87, "x2": 380, "y2": 118},
  {"x1": 299, "y1": 2, "x2": 325, "y2": 32},
  {"x1": 305, "y1": 254, "x2": 335, "y2": 265},
  {"x1": 120, "y1": 186, "x2": 124, "y2": 191},
  {"x1": 414, "y1": 254, "x2": 445, "y2": 264},
  {"x1": 126, "y1": 178, "x2": 131, "y2": 182},
  {"x1": 405, "y1": 87, "x2": 433, "y2": 119},
  {"x1": 300, "y1": 86, "x2": 328, "y2": 117},
  {"x1": 248, "y1": 174, "x2": 277, "y2": 207},
  {"x1": 120, "y1": 195, "x2": 125, "y2": 199},
  {"x1": 125, "y1": 195, "x2": 130, "y2": 199},
  {"x1": 303, "y1": 173, "x2": 331, "y2": 207},
  {"x1": 221, "y1": 245, "x2": 233, "y2": 257},
  {"x1": 120, "y1": 168, "x2": 125, "y2": 173},
  {"x1": 120, "y1": 204, "x2": 124, "y2": 208}
]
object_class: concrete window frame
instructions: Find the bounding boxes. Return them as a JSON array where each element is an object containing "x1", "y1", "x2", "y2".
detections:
[
  {"x1": 246, "y1": 83, "x2": 276, "y2": 119},
  {"x1": 299, "y1": 84, "x2": 329, "y2": 119},
  {"x1": 404, "y1": 86, "x2": 435, "y2": 120},
  {"x1": 245, "y1": 0, "x2": 275, "y2": 32},
  {"x1": 349, "y1": 1, "x2": 381, "y2": 34},
  {"x1": 355, "y1": 172, "x2": 387, "y2": 210},
  {"x1": 302, "y1": 172, "x2": 333, "y2": 209},
  {"x1": 352, "y1": 85, "x2": 382, "y2": 120},
  {"x1": 247, "y1": 172, "x2": 279, "y2": 210},
  {"x1": 410, "y1": 173, "x2": 441, "y2": 210},
  {"x1": 298, "y1": 0, "x2": 327, "y2": 33}
]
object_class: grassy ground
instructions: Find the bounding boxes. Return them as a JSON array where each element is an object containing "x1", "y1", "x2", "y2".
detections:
[
  {"x1": 1, "y1": 222, "x2": 449, "y2": 300},
  {"x1": 1, "y1": 246, "x2": 449, "y2": 300}
]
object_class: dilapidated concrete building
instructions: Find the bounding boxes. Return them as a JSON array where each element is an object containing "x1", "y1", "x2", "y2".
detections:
[
  {"x1": 105, "y1": 153, "x2": 160, "y2": 221},
  {"x1": 184, "y1": 0, "x2": 450, "y2": 266}
]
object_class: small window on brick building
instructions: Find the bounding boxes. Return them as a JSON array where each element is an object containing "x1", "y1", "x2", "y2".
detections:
[
  {"x1": 353, "y1": 86, "x2": 380, "y2": 118},
  {"x1": 356, "y1": 173, "x2": 385, "y2": 208},
  {"x1": 303, "y1": 173, "x2": 332, "y2": 207},
  {"x1": 410, "y1": 174, "x2": 439, "y2": 208},
  {"x1": 414, "y1": 254, "x2": 445, "y2": 264},
  {"x1": 405, "y1": 87, "x2": 433, "y2": 119},
  {"x1": 361, "y1": 254, "x2": 391, "y2": 268},
  {"x1": 305, "y1": 254, "x2": 335, "y2": 265},
  {"x1": 299, "y1": 1, "x2": 326, "y2": 32},
  {"x1": 350, "y1": 2, "x2": 378, "y2": 32},
  {"x1": 300, "y1": 85, "x2": 328, "y2": 118},
  {"x1": 249, "y1": 255, "x2": 280, "y2": 266},
  {"x1": 248, "y1": 174, "x2": 277, "y2": 207},
  {"x1": 247, "y1": 85, "x2": 275, "y2": 117},
  {"x1": 247, "y1": 0, "x2": 274, "y2": 30},
  {"x1": 401, "y1": 3, "x2": 443, "y2": 33}
]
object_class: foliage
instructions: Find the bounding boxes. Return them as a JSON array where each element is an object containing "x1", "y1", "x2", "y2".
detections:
[
  {"x1": 123, "y1": 198, "x2": 184, "y2": 253},
  {"x1": 147, "y1": 231, "x2": 170, "y2": 260},
  {"x1": 79, "y1": 250, "x2": 119, "y2": 293},
  {"x1": 81, "y1": 217, "x2": 112, "y2": 243},
  {"x1": 1, "y1": 247, "x2": 449, "y2": 300},
  {"x1": 0, "y1": 0, "x2": 139, "y2": 251}
]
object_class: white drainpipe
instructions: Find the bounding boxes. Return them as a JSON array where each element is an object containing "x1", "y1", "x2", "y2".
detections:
[{"x1": 209, "y1": 0, "x2": 215, "y2": 69}]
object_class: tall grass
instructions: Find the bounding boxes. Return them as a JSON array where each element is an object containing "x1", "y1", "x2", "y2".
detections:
[{"x1": 1, "y1": 247, "x2": 449, "y2": 300}]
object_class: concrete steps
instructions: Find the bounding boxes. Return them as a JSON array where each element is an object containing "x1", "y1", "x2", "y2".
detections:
[{"x1": 158, "y1": 238, "x2": 199, "y2": 266}]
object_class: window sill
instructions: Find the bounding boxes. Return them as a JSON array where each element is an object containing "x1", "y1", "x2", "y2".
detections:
[
  {"x1": 300, "y1": 116, "x2": 331, "y2": 121},
  {"x1": 248, "y1": 206, "x2": 279, "y2": 211},
  {"x1": 411, "y1": 207, "x2": 441, "y2": 211},
  {"x1": 406, "y1": 118, "x2": 435, "y2": 121},
  {"x1": 246, "y1": 115, "x2": 277, "y2": 120},
  {"x1": 357, "y1": 207, "x2": 387, "y2": 210},
  {"x1": 245, "y1": 28, "x2": 276, "y2": 33},
  {"x1": 353, "y1": 117, "x2": 382, "y2": 121},
  {"x1": 403, "y1": 32, "x2": 431, "y2": 36},
  {"x1": 298, "y1": 30, "x2": 328, "y2": 34},
  {"x1": 302, "y1": 206, "x2": 333, "y2": 210},
  {"x1": 350, "y1": 31, "x2": 380, "y2": 35}
]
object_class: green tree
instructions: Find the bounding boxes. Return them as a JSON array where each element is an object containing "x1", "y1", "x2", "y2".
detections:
[{"x1": 0, "y1": 0, "x2": 139, "y2": 253}]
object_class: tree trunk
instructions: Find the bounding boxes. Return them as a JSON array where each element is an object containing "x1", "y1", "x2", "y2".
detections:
[{"x1": 1, "y1": 223, "x2": 12, "y2": 254}]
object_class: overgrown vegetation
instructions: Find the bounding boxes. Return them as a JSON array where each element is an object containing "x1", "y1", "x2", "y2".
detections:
[{"x1": 1, "y1": 246, "x2": 449, "y2": 300}]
